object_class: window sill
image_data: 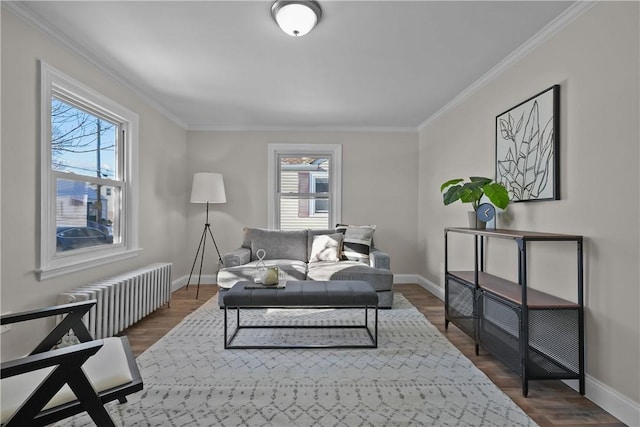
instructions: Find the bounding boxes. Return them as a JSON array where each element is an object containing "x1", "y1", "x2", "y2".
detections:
[{"x1": 37, "y1": 248, "x2": 142, "y2": 280}]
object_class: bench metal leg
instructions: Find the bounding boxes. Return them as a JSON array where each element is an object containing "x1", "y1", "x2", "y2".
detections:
[
  {"x1": 224, "y1": 305, "x2": 378, "y2": 349},
  {"x1": 224, "y1": 306, "x2": 241, "y2": 349}
]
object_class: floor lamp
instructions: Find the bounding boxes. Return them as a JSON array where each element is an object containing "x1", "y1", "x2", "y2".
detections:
[{"x1": 187, "y1": 172, "x2": 226, "y2": 299}]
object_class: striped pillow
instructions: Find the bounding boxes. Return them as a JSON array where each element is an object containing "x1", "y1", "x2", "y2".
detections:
[{"x1": 336, "y1": 224, "x2": 376, "y2": 263}]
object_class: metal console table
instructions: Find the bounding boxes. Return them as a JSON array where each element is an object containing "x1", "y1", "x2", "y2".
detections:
[{"x1": 444, "y1": 227, "x2": 584, "y2": 397}]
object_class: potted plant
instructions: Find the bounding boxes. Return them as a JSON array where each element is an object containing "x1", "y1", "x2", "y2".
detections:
[{"x1": 440, "y1": 176, "x2": 509, "y2": 228}]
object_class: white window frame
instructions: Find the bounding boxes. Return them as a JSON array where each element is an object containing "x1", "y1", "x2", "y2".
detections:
[
  {"x1": 267, "y1": 144, "x2": 342, "y2": 229},
  {"x1": 38, "y1": 62, "x2": 140, "y2": 280}
]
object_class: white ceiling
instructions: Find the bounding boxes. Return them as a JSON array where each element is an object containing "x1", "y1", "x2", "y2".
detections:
[{"x1": 14, "y1": 1, "x2": 575, "y2": 131}]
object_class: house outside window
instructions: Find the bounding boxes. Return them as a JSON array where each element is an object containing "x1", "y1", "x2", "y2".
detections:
[
  {"x1": 268, "y1": 144, "x2": 341, "y2": 230},
  {"x1": 39, "y1": 63, "x2": 139, "y2": 279}
]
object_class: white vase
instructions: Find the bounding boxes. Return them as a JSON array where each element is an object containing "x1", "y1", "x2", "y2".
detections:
[{"x1": 261, "y1": 267, "x2": 279, "y2": 285}]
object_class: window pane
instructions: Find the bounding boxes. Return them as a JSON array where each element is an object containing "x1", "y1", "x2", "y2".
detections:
[
  {"x1": 56, "y1": 178, "x2": 120, "y2": 252},
  {"x1": 279, "y1": 197, "x2": 328, "y2": 230},
  {"x1": 278, "y1": 155, "x2": 331, "y2": 229},
  {"x1": 314, "y1": 177, "x2": 328, "y2": 193},
  {"x1": 279, "y1": 156, "x2": 330, "y2": 193},
  {"x1": 51, "y1": 97, "x2": 118, "y2": 179},
  {"x1": 314, "y1": 199, "x2": 329, "y2": 213}
]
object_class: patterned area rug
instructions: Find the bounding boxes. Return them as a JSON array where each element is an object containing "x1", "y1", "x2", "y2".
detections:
[{"x1": 66, "y1": 293, "x2": 537, "y2": 426}]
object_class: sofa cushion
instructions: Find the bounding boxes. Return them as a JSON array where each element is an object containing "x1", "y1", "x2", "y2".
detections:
[
  {"x1": 309, "y1": 233, "x2": 343, "y2": 262},
  {"x1": 242, "y1": 228, "x2": 308, "y2": 262},
  {"x1": 217, "y1": 260, "x2": 308, "y2": 288},
  {"x1": 336, "y1": 224, "x2": 376, "y2": 263},
  {"x1": 307, "y1": 261, "x2": 393, "y2": 292}
]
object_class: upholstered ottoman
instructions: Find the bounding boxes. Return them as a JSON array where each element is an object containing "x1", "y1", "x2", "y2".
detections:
[{"x1": 223, "y1": 280, "x2": 378, "y2": 349}]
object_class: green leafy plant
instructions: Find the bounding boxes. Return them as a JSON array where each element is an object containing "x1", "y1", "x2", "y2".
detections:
[{"x1": 440, "y1": 176, "x2": 509, "y2": 211}]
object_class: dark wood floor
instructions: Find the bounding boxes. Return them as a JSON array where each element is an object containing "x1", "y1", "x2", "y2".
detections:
[{"x1": 120, "y1": 283, "x2": 626, "y2": 427}]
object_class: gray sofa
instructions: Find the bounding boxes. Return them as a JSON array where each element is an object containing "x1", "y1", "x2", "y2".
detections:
[{"x1": 216, "y1": 227, "x2": 394, "y2": 308}]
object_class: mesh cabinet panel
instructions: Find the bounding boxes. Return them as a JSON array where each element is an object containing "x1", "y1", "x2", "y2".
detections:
[
  {"x1": 446, "y1": 277, "x2": 474, "y2": 336},
  {"x1": 529, "y1": 309, "x2": 580, "y2": 378},
  {"x1": 478, "y1": 292, "x2": 522, "y2": 374},
  {"x1": 479, "y1": 292, "x2": 581, "y2": 380}
]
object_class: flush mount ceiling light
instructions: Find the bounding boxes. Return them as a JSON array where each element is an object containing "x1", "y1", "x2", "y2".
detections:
[{"x1": 271, "y1": 0, "x2": 322, "y2": 37}]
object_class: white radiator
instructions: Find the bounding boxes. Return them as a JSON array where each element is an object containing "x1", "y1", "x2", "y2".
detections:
[{"x1": 57, "y1": 263, "x2": 172, "y2": 339}]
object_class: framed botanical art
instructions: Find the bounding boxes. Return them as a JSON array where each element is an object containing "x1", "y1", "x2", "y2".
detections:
[{"x1": 495, "y1": 85, "x2": 559, "y2": 202}]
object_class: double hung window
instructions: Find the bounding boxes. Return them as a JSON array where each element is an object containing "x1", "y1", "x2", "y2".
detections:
[
  {"x1": 268, "y1": 144, "x2": 341, "y2": 230},
  {"x1": 39, "y1": 63, "x2": 139, "y2": 279}
]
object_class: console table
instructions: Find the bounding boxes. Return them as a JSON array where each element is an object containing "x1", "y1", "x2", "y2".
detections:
[{"x1": 444, "y1": 227, "x2": 585, "y2": 397}]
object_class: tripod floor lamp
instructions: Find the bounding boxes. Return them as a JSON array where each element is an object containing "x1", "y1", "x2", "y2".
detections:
[{"x1": 187, "y1": 172, "x2": 226, "y2": 299}]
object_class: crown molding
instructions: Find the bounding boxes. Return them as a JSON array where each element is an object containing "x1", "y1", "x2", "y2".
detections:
[
  {"x1": 3, "y1": 1, "x2": 188, "y2": 130},
  {"x1": 418, "y1": 0, "x2": 598, "y2": 131},
  {"x1": 187, "y1": 124, "x2": 418, "y2": 134}
]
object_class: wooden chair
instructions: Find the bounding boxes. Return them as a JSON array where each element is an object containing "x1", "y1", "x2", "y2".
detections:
[{"x1": 1, "y1": 300, "x2": 143, "y2": 426}]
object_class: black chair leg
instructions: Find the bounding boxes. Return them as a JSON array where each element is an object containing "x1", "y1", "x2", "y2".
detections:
[{"x1": 66, "y1": 367, "x2": 116, "y2": 427}]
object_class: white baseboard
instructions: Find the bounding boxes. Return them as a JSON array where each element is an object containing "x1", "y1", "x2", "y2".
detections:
[
  {"x1": 172, "y1": 274, "x2": 217, "y2": 292},
  {"x1": 398, "y1": 274, "x2": 639, "y2": 426},
  {"x1": 563, "y1": 377, "x2": 639, "y2": 427},
  {"x1": 393, "y1": 273, "x2": 444, "y2": 300}
]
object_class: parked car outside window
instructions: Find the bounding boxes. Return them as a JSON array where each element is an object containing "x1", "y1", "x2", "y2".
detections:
[{"x1": 56, "y1": 227, "x2": 113, "y2": 251}]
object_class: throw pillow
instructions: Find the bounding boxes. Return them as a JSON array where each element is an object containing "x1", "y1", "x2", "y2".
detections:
[
  {"x1": 309, "y1": 233, "x2": 343, "y2": 263},
  {"x1": 336, "y1": 224, "x2": 376, "y2": 263}
]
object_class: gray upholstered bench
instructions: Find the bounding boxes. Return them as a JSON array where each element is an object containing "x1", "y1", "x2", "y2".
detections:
[{"x1": 223, "y1": 280, "x2": 378, "y2": 349}]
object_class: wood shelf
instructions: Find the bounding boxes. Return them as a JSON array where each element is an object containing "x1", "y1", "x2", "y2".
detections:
[
  {"x1": 445, "y1": 227, "x2": 583, "y2": 242},
  {"x1": 448, "y1": 271, "x2": 578, "y2": 309}
]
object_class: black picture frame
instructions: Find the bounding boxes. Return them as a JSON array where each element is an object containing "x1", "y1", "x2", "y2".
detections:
[{"x1": 495, "y1": 85, "x2": 560, "y2": 202}]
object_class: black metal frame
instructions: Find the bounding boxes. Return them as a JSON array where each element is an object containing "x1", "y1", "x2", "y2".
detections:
[
  {"x1": 0, "y1": 300, "x2": 143, "y2": 426},
  {"x1": 495, "y1": 84, "x2": 560, "y2": 202},
  {"x1": 224, "y1": 305, "x2": 378, "y2": 349},
  {"x1": 444, "y1": 227, "x2": 584, "y2": 397}
]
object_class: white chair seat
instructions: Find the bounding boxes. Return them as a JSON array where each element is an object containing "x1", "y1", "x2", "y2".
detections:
[{"x1": 1, "y1": 337, "x2": 133, "y2": 424}]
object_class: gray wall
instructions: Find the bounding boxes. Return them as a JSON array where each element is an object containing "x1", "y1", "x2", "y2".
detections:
[
  {"x1": 0, "y1": 9, "x2": 190, "y2": 359},
  {"x1": 186, "y1": 130, "x2": 420, "y2": 276},
  {"x1": 418, "y1": 1, "x2": 639, "y2": 409}
]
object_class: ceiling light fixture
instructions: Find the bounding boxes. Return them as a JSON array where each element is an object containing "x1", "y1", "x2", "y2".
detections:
[{"x1": 271, "y1": 0, "x2": 322, "y2": 37}]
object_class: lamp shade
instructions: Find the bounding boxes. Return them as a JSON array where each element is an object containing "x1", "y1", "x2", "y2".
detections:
[
  {"x1": 190, "y1": 173, "x2": 226, "y2": 204},
  {"x1": 271, "y1": 1, "x2": 322, "y2": 37}
]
